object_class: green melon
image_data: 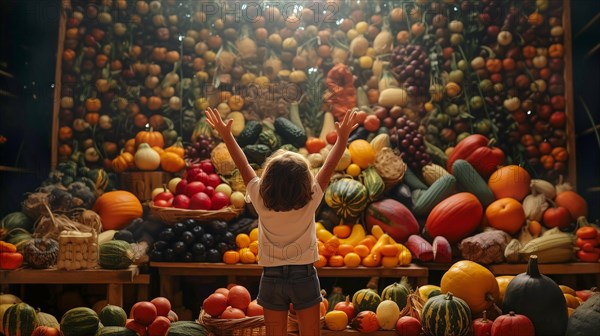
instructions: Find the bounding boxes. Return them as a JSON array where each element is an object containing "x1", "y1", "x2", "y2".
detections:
[
  {"x1": 381, "y1": 278, "x2": 411, "y2": 310},
  {"x1": 167, "y1": 321, "x2": 209, "y2": 336},
  {"x1": 98, "y1": 305, "x2": 127, "y2": 327},
  {"x1": 60, "y1": 307, "x2": 100, "y2": 336},
  {"x1": 98, "y1": 240, "x2": 134, "y2": 269},
  {"x1": 96, "y1": 326, "x2": 137, "y2": 336},
  {"x1": 2, "y1": 302, "x2": 38, "y2": 336}
]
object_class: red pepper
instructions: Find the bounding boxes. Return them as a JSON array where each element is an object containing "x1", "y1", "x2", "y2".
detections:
[
  {"x1": 576, "y1": 226, "x2": 599, "y2": 240},
  {"x1": 577, "y1": 250, "x2": 600, "y2": 262},
  {"x1": 576, "y1": 237, "x2": 598, "y2": 248},
  {"x1": 447, "y1": 134, "x2": 505, "y2": 178},
  {"x1": 0, "y1": 252, "x2": 23, "y2": 270}
]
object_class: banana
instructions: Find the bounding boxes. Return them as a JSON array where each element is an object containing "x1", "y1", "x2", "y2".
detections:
[
  {"x1": 371, "y1": 225, "x2": 385, "y2": 239},
  {"x1": 317, "y1": 229, "x2": 334, "y2": 242},
  {"x1": 530, "y1": 179, "x2": 556, "y2": 199},
  {"x1": 339, "y1": 224, "x2": 366, "y2": 246},
  {"x1": 525, "y1": 246, "x2": 575, "y2": 263},
  {"x1": 519, "y1": 232, "x2": 574, "y2": 254}
]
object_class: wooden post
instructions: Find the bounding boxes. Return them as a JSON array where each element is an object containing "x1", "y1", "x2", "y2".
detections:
[
  {"x1": 563, "y1": 0, "x2": 577, "y2": 188},
  {"x1": 107, "y1": 284, "x2": 124, "y2": 307},
  {"x1": 51, "y1": 0, "x2": 71, "y2": 169}
]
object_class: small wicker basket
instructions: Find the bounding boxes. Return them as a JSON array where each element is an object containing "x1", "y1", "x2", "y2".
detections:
[
  {"x1": 148, "y1": 202, "x2": 243, "y2": 224},
  {"x1": 199, "y1": 310, "x2": 265, "y2": 336},
  {"x1": 373, "y1": 147, "x2": 407, "y2": 190}
]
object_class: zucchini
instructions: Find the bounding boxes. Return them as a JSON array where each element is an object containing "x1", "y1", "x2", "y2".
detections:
[
  {"x1": 274, "y1": 117, "x2": 307, "y2": 148},
  {"x1": 243, "y1": 144, "x2": 272, "y2": 165},
  {"x1": 403, "y1": 167, "x2": 429, "y2": 190},
  {"x1": 236, "y1": 121, "x2": 262, "y2": 147},
  {"x1": 452, "y1": 159, "x2": 495, "y2": 208},
  {"x1": 412, "y1": 175, "x2": 456, "y2": 217}
]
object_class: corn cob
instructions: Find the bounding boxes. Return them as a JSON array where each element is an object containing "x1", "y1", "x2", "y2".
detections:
[
  {"x1": 519, "y1": 232, "x2": 574, "y2": 254},
  {"x1": 526, "y1": 246, "x2": 575, "y2": 263},
  {"x1": 421, "y1": 163, "x2": 450, "y2": 186}
]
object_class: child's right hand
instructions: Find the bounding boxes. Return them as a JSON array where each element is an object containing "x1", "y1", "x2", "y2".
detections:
[
  {"x1": 335, "y1": 109, "x2": 359, "y2": 141},
  {"x1": 204, "y1": 107, "x2": 232, "y2": 136}
]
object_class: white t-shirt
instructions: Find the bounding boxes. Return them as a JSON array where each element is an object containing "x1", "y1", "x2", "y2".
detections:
[{"x1": 244, "y1": 176, "x2": 323, "y2": 266}]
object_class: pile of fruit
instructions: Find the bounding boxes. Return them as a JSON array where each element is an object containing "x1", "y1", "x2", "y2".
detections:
[{"x1": 201, "y1": 284, "x2": 263, "y2": 319}]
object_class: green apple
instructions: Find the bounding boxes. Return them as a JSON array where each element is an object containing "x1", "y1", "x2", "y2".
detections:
[
  {"x1": 152, "y1": 187, "x2": 166, "y2": 199},
  {"x1": 215, "y1": 183, "x2": 233, "y2": 197},
  {"x1": 168, "y1": 177, "x2": 182, "y2": 194}
]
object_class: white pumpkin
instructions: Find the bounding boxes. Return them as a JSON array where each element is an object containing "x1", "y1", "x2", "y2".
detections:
[
  {"x1": 134, "y1": 143, "x2": 161, "y2": 170},
  {"x1": 376, "y1": 299, "x2": 401, "y2": 330}
]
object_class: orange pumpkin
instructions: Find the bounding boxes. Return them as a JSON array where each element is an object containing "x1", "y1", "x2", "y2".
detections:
[
  {"x1": 164, "y1": 138, "x2": 185, "y2": 158},
  {"x1": 93, "y1": 190, "x2": 143, "y2": 231},
  {"x1": 348, "y1": 139, "x2": 375, "y2": 169},
  {"x1": 135, "y1": 127, "x2": 165, "y2": 149},
  {"x1": 58, "y1": 144, "x2": 73, "y2": 157},
  {"x1": 147, "y1": 96, "x2": 163, "y2": 111},
  {"x1": 149, "y1": 114, "x2": 167, "y2": 131},
  {"x1": 496, "y1": 275, "x2": 515, "y2": 305},
  {"x1": 124, "y1": 138, "x2": 136, "y2": 154},
  {"x1": 32, "y1": 326, "x2": 61, "y2": 336},
  {"x1": 58, "y1": 126, "x2": 73, "y2": 141},
  {"x1": 555, "y1": 191, "x2": 588, "y2": 221},
  {"x1": 440, "y1": 260, "x2": 500, "y2": 315},
  {"x1": 85, "y1": 98, "x2": 102, "y2": 112},
  {"x1": 85, "y1": 112, "x2": 100, "y2": 125},
  {"x1": 133, "y1": 113, "x2": 149, "y2": 129},
  {"x1": 548, "y1": 44, "x2": 564, "y2": 58},
  {"x1": 485, "y1": 198, "x2": 526, "y2": 235},
  {"x1": 228, "y1": 95, "x2": 245, "y2": 110},
  {"x1": 111, "y1": 152, "x2": 135, "y2": 173},
  {"x1": 528, "y1": 12, "x2": 544, "y2": 26},
  {"x1": 160, "y1": 152, "x2": 186, "y2": 173},
  {"x1": 488, "y1": 165, "x2": 531, "y2": 201}
]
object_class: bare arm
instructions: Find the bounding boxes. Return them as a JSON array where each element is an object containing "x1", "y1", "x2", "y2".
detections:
[
  {"x1": 205, "y1": 107, "x2": 256, "y2": 185},
  {"x1": 316, "y1": 109, "x2": 358, "y2": 191}
]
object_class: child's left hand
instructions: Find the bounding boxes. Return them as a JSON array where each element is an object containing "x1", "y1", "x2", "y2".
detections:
[
  {"x1": 205, "y1": 107, "x2": 232, "y2": 136},
  {"x1": 335, "y1": 109, "x2": 359, "y2": 141}
]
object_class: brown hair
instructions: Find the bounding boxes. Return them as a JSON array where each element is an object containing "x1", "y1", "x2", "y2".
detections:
[{"x1": 259, "y1": 149, "x2": 314, "y2": 212}]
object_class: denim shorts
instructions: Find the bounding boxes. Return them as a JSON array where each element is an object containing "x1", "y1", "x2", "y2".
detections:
[{"x1": 257, "y1": 264, "x2": 322, "y2": 311}]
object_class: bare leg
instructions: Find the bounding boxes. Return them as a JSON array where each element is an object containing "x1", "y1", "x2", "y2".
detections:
[
  {"x1": 264, "y1": 308, "x2": 289, "y2": 336},
  {"x1": 295, "y1": 303, "x2": 321, "y2": 336}
]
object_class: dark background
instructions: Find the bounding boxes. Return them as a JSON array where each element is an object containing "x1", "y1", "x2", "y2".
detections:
[{"x1": 0, "y1": 0, "x2": 599, "y2": 219}]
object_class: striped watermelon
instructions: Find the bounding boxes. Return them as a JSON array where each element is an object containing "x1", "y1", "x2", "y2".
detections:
[
  {"x1": 422, "y1": 292, "x2": 471, "y2": 336},
  {"x1": 99, "y1": 305, "x2": 128, "y2": 327},
  {"x1": 96, "y1": 326, "x2": 138, "y2": 336},
  {"x1": 381, "y1": 278, "x2": 411, "y2": 310},
  {"x1": 2, "y1": 302, "x2": 38, "y2": 336},
  {"x1": 325, "y1": 178, "x2": 368, "y2": 220},
  {"x1": 167, "y1": 321, "x2": 209, "y2": 336},
  {"x1": 99, "y1": 240, "x2": 134, "y2": 269},
  {"x1": 60, "y1": 307, "x2": 100, "y2": 336},
  {"x1": 352, "y1": 289, "x2": 382, "y2": 313}
]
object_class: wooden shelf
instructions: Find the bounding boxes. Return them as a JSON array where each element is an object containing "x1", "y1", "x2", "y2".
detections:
[
  {"x1": 422, "y1": 262, "x2": 600, "y2": 276},
  {"x1": 0, "y1": 165, "x2": 34, "y2": 173}
]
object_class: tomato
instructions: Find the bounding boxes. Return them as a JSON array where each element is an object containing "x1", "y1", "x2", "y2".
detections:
[
  {"x1": 549, "y1": 111, "x2": 566, "y2": 128},
  {"x1": 326, "y1": 130, "x2": 338, "y2": 145}
]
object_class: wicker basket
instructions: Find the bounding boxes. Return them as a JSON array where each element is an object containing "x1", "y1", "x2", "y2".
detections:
[
  {"x1": 373, "y1": 147, "x2": 407, "y2": 190},
  {"x1": 199, "y1": 310, "x2": 265, "y2": 336},
  {"x1": 148, "y1": 202, "x2": 243, "y2": 224}
]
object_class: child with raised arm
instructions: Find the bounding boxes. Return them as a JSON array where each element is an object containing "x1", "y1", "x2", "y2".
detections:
[{"x1": 205, "y1": 107, "x2": 358, "y2": 336}]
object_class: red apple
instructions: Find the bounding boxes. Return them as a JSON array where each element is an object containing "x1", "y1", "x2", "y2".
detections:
[
  {"x1": 153, "y1": 190, "x2": 174, "y2": 203},
  {"x1": 549, "y1": 111, "x2": 566, "y2": 128},
  {"x1": 211, "y1": 191, "x2": 230, "y2": 210},
  {"x1": 200, "y1": 159, "x2": 215, "y2": 174},
  {"x1": 190, "y1": 171, "x2": 209, "y2": 184},
  {"x1": 186, "y1": 167, "x2": 203, "y2": 181},
  {"x1": 206, "y1": 173, "x2": 222, "y2": 189},
  {"x1": 326, "y1": 130, "x2": 337, "y2": 145},
  {"x1": 204, "y1": 186, "x2": 215, "y2": 198},
  {"x1": 186, "y1": 181, "x2": 206, "y2": 198},
  {"x1": 543, "y1": 206, "x2": 571, "y2": 229},
  {"x1": 154, "y1": 199, "x2": 172, "y2": 207},
  {"x1": 189, "y1": 192, "x2": 212, "y2": 210},
  {"x1": 172, "y1": 194, "x2": 190, "y2": 209},
  {"x1": 175, "y1": 179, "x2": 188, "y2": 195}
]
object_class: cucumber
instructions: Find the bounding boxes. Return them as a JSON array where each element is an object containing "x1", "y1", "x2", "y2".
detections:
[
  {"x1": 452, "y1": 159, "x2": 495, "y2": 208},
  {"x1": 412, "y1": 175, "x2": 456, "y2": 217}
]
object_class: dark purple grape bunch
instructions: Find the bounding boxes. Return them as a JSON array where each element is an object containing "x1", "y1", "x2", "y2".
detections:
[
  {"x1": 185, "y1": 135, "x2": 216, "y2": 160},
  {"x1": 391, "y1": 44, "x2": 431, "y2": 96},
  {"x1": 395, "y1": 117, "x2": 431, "y2": 171}
]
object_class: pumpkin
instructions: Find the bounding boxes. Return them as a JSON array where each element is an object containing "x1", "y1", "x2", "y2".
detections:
[
  {"x1": 491, "y1": 311, "x2": 535, "y2": 336},
  {"x1": 381, "y1": 278, "x2": 411, "y2": 310},
  {"x1": 352, "y1": 289, "x2": 382, "y2": 313},
  {"x1": 348, "y1": 139, "x2": 375, "y2": 169},
  {"x1": 555, "y1": 191, "x2": 588, "y2": 221},
  {"x1": 495, "y1": 276, "x2": 514, "y2": 305},
  {"x1": 31, "y1": 326, "x2": 61, "y2": 336},
  {"x1": 160, "y1": 152, "x2": 186, "y2": 173},
  {"x1": 324, "y1": 310, "x2": 348, "y2": 331},
  {"x1": 60, "y1": 307, "x2": 100, "y2": 336},
  {"x1": 488, "y1": 165, "x2": 531, "y2": 202},
  {"x1": 365, "y1": 199, "x2": 419, "y2": 243},
  {"x1": 0, "y1": 294, "x2": 22, "y2": 305},
  {"x1": 93, "y1": 191, "x2": 143, "y2": 231},
  {"x1": 425, "y1": 192, "x2": 483, "y2": 244},
  {"x1": 351, "y1": 310, "x2": 379, "y2": 333},
  {"x1": 422, "y1": 292, "x2": 472, "y2": 336},
  {"x1": 502, "y1": 255, "x2": 568, "y2": 336},
  {"x1": 472, "y1": 310, "x2": 493, "y2": 336},
  {"x1": 333, "y1": 295, "x2": 356, "y2": 320},
  {"x1": 111, "y1": 152, "x2": 135, "y2": 173},
  {"x1": 446, "y1": 134, "x2": 505, "y2": 178},
  {"x1": 0, "y1": 304, "x2": 15, "y2": 329},
  {"x1": 325, "y1": 178, "x2": 368, "y2": 220},
  {"x1": 134, "y1": 143, "x2": 161, "y2": 170},
  {"x1": 2, "y1": 302, "x2": 38, "y2": 336},
  {"x1": 566, "y1": 291, "x2": 600, "y2": 336},
  {"x1": 164, "y1": 137, "x2": 185, "y2": 158},
  {"x1": 440, "y1": 260, "x2": 500, "y2": 315},
  {"x1": 485, "y1": 198, "x2": 526, "y2": 235},
  {"x1": 376, "y1": 300, "x2": 400, "y2": 330},
  {"x1": 123, "y1": 138, "x2": 136, "y2": 154},
  {"x1": 22, "y1": 238, "x2": 59, "y2": 269},
  {"x1": 134, "y1": 127, "x2": 164, "y2": 149}
]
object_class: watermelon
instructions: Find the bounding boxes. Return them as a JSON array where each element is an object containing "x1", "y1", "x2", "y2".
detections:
[
  {"x1": 1, "y1": 212, "x2": 33, "y2": 231},
  {"x1": 422, "y1": 292, "x2": 471, "y2": 336},
  {"x1": 167, "y1": 321, "x2": 209, "y2": 336},
  {"x1": 61, "y1": 307, "x2": 100, "y2": 336},
  {"x1": 365, "y1": 198, "x2": 420, "y2": 243},
  {"x1": 99, "y1": 305, "x2": 128, "y2": 327},
  {"x1": 96, "y1": 326, "x2": 138, "y2": 336},
  {"x1": 99, "y1": 240, "x2": 135, "y2": 269},
  {"x1": 325, "y1": 178, "x2": 368, "y2": 220},
  {"x1": 352, "y1": 289, "x2": 382, "y2": 313},
  {"x1": 2, "y1": 302, "x2": 38, "y2": 336}
]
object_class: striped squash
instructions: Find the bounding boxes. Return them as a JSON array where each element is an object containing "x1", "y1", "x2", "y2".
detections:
[
  {"x1": 2, "y1": 302, "x2": 38, "y2": 336},
  {"x1": 422, "y1": 292, "x2": 471, "y2": 336},
  {"x1": 99, "y1": 240, "x2": 135, "y2": 270},
  {"x1": 60, "y1": 307, "x2": 100, "y2": 336},
  {"x1": 452, "y1": 160, "x2": 495, "y2": 208},
  {"x1": 360, "y1": 166, "x2": 385, "y2": 202},
  {"x1": 352, "y1": 289, "x2": 382, "y2": 313},
  {"x1": 167, "y1": 321, "x2": 210, "y2": 336},
  {"x1": 36, "y1": 312, "x2": 59, "y2": 329},
  {"x1": 325, "y1": 178, "x2": 368, "y2": 220},
  {"x1": 381, "y1": 279, "x2": 411, "y2": 310},
  {"x1": 95, "y1": 326, "x2": 137, "y2": 336}
]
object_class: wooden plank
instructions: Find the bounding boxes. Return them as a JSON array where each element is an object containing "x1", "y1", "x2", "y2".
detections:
[
  {"x1": 51, "y1": 0, "x2": 70, "y2": 170},
  {"x1": 107, "y1": 284, "x2": 123, "y2": 306},
  {"x1": 0, "y1": 266, "x2": 139, "y2": 284},
  {"x1": 0, "y1": 165, "x2": 34, "y2": 173},
  {"x1": 563, "y1": 0, "x2": 577, "y2": 188},
  {"x1": 321, "y1": 329, "x2": 396, "y2": 335}
]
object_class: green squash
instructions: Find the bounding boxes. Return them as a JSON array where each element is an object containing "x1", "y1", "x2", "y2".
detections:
[
  {"x1": 96, "y1": 326, "x2": 137, "y2": 336},
  {"x1": 1, "y1": 212, "x2": 33, "y2": 232},
  {"x1": 167, "y1": 321, "x2": 209, "y2": 336},
  {"x1": 422, "y1": 292, "x2": 471, "y2": 336},
  {"x1": 274, "y1": 117, "x2": 307, "y2": 148},
  {"x1": 236, "y1": 120, "x2": 263, "y2": 147},
  {"x1": 61, "y1": 307, "x2": 100, "y2": 336},
  {"x1": 352, "y1": 288, "x2": 382, "y2": 313},
  {"x1": 360, "y1": 166, "x2": 385, "y2": 202},
  {"x1": 566, "y1": 292, "x2": 600, "y2": 336},
  {"x1": 381, "y1": 278, "x2": 411, "y2": 310},
  {"x1": 98, "y1": 240, "x2": 135, "y2": 270},
  {"x1": 2, "y1": 302, "x2": 38, "y2": 336},
  {"x1": 325, "y1": 178, "x2": 368, "y2": 220}
]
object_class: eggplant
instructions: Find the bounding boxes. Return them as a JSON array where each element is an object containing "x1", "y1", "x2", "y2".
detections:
[
  {"x1": 221, "y1": 231, "x2": 235, "y2": 245},
  {"x1": 347, "y1": 126, "x2": 369, "y2": 143},
  {"x1": 184, "y1": 219, "x2": 197, "y2": 230},
  {"x1": 206, "y1": 249, "x2": 221, "y2": 263},
  {"x1": 193, "y1": 252, "x2": 207, "y2": 262},
  {"x1": 172, "y1": 241, "x2": 187, "y2": 255},
  {"x1": 114, "y1": 230, "x2": 134, "y2": 243},
  {"x1": 180, "y1": 231, "x2": 195, "y2": 246},
  {"x1": 182, "y1": 252, "x2": 194, "y2": 263},
  {"x1": 388, "y1": 183, "x2": 413, "y2": 208},
  {"x1": 124, "y1": 217, "x2": 143, "y2": 233},
  {"x1": 143, "y1": 219, "x2": 163, "y2": 235},
  {"x1": 207, "y1": 220, "x2": 227, "y2": 235},
  {"x1": 217, "y1": 242, "x2": 230, "y2": 255}
]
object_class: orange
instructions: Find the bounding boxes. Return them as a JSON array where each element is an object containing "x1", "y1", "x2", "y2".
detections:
[
  {"x1": 346, "y1": 163, "x2": 361, "y2": 177},
  {"x1": 333, "y1": 225, "x2": 352, "y2": 239},
  {"x1": 235, "y1": 234, "x2": 251, "y2": 249},
  {"x1": 337, "y1": 244, "x2": 354, "y2": 257},
  {"x1": 328, "y1": 255, "x2": 344, "y2": 267},
  {"x1": 239, "y1": 248, "x2": 256, "y2": 264},
  {"x1": 223, "y1": 250, "x2": 240, "y2": 264},
  {"x1": 249, "y1": 241, "x2": 259, "y2": 255},
  {"x1": 314, "y1": 255, "x2": 327, "y2": 268},
  {"x1": 344, "y1": 252, "x2": 361, "y2": 267},
  {"x1": 381, "y1": 256, "x2": 399, "y2": 268},
  {"x1": 249, "y1": 228, "x2": 259, "y2": 242},
  {"x1": 380, "y1": 244, "x2": 400, "y2": 257},
  {"x1": 354, "y1": 244, "x2": 370, "y2": 258}
]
